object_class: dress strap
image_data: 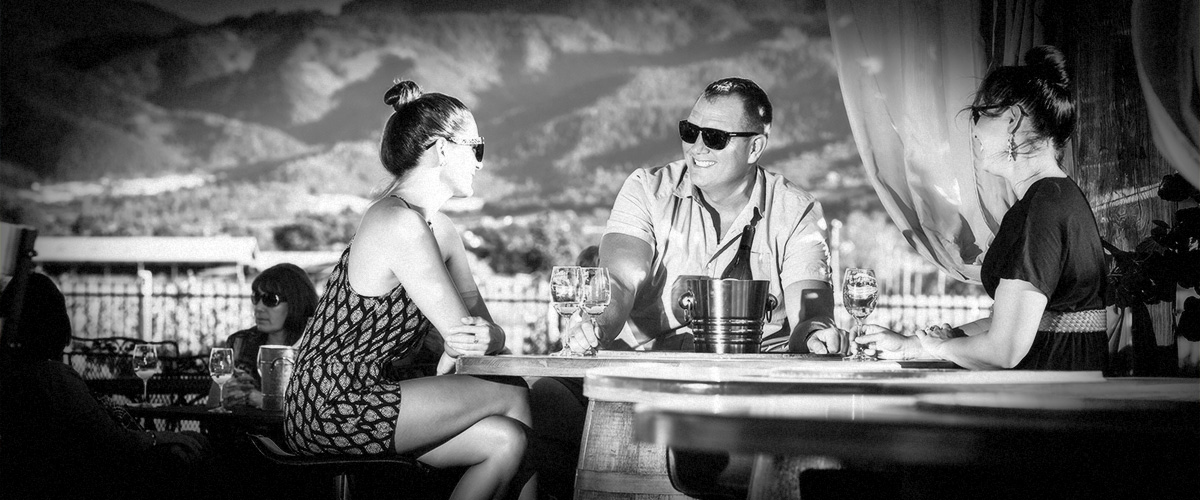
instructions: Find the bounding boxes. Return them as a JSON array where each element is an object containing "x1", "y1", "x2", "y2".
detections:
[{"x1": 389, "y1": 194, "x2": 432, "y2": 227}]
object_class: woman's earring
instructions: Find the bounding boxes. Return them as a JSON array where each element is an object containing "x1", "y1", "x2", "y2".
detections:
[{"x1": 1006, "y1": 133, "x2": 1018, "y2": 161}]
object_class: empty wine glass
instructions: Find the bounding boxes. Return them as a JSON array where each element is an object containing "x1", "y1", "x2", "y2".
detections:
[
  {"x1": 549, "y1": 266, "x2": 582, "y2": 356},
  {"x1": 209, "y1": 347, "x2": 235, "y2": 413},
  {"x1": 131, "y1": 344, "x2": 161, "y2": 407},
  {"x1": 578, "y1": 267, "x2": 611, "y2": 357},
  {"x1": 842, "y1": 268, "x2": 879, "y2": 361}
]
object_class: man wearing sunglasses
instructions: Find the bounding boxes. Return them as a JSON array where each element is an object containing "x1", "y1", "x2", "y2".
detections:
[
  {"x1": 562, "y1": 77, "x2": 842, "y2": 355},
  {"x1": 536, "y1": 77, "x2": 844, "y2": 499}
]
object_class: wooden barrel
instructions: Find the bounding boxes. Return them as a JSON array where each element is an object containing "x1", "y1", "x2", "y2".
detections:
[{"x1": 574, "y1": 399, "x2": 690, "y2": 499}]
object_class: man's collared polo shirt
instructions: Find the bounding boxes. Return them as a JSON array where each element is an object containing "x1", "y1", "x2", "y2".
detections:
[{"x1": 605, "y1": 160, "x2": 832, "y2": 352}]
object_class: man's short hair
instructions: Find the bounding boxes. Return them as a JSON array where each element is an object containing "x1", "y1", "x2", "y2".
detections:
[{"x1": 701, "y1": 77, "x2": 772, "y2": 132}]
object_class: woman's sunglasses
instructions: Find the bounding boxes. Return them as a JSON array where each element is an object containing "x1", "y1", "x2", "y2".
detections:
[
  {"x1": 969, "y1": 103, "x2": 1024, "y2": 125},
  {"x1": 252, "y1": 292, "x2": 286, "y2": 307},
  {"x1": 428, "y1": 136, "x2": 485, "y2": 162},
  {"x1": 679, "y1": 120, "x2": 759, "y2": 150}
]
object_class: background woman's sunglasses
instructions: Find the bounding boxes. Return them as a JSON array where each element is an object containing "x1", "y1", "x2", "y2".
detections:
[
  {"x1": 678, "y1": 120, "x2": 758, "y2": 150},
  {"x1": 252, "y1": 292, "x2": 285, "y2": 307}
]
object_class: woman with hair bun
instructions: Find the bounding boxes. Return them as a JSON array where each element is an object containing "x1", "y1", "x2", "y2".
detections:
[
  {"x1": 859, "y1": 46, "x2": 1108, "y2": 371},
  {"x1": 285, "y1": 80, "x2": 535, "y2": 499}
]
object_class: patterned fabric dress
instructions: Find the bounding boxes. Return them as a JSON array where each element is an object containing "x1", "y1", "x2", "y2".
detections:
[{"x1": 284, "y1": 245, "x2": 431, "y2": 455}]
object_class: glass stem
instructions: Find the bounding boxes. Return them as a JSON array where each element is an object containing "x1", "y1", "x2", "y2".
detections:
[
  {"x1": 218, "y1": 385, "x2": 225, "y2": 409},
  {"x1": 142, "y1": 379, "x2": 148, "y2": 404},
  {"x1": 855, "y1": 319, "x2": 865, "y2": 355}
]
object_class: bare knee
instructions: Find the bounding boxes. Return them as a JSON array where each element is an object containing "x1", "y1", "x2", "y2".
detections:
[{"x1": 476, "y1": 415, "x2": 528, "y2": 463}]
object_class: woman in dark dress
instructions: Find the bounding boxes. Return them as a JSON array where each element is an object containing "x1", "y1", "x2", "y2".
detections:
[
  {"x1": 207, "y1": 263, "x2": 317, "y2": 409},
  {"x1": 859, "y1": 46, "x2": 1107, "y2": 370},
  {"x1": 283, "y1": 80, "x2": 534, "y2": 500}
]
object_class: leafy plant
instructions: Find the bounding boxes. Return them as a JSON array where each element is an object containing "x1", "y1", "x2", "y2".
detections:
[{"x1": 1104, "y1": 173, "x2": 1200, "y2": 342}]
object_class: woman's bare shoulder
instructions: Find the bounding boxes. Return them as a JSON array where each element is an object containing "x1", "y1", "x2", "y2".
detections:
[{"x1": 359, "y1": 197, "x2": 429, "y2": 239}]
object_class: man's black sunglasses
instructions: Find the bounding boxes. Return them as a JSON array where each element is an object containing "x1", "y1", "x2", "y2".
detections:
[
  {"x1": 678, "y1": 120, "x2": 759, "y2": 150},
  {"x1": 252, "y1": 292, "x2": 286, "y2": 307}
]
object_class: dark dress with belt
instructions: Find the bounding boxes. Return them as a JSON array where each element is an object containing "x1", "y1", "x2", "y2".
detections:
[
  {"x1": 981, "y1": 177, "x2": 1107, "y2": 370},
  {"x1": 283, "y1": 244, "x2": 432, "y2": 455}
]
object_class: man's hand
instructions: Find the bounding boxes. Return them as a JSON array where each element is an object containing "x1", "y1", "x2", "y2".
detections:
[
  {"x1": 562, "y1": 316, "x2": 600, "y2": 355},
  {"x1": 806, "y1": 326, "x2": 849, "y2": 354}
]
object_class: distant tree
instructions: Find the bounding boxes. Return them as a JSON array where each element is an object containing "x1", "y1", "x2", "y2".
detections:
[{"x1": 273, "y1": 222, "x2": 320, "y2": 251}]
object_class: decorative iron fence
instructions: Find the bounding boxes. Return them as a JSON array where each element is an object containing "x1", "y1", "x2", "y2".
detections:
[{"x1": 56, "y1": 274, "x2": 991, "y2": 355}]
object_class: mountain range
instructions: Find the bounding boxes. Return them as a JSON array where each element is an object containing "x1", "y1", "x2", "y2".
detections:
[{"x1": 1, "y1": 0, "x2": 874, "y2": 244}]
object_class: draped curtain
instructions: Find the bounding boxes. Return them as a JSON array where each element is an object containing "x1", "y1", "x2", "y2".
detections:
[
  {"x1": 826, "y1": 0, "x2": 1001, "y2": 283},
  {"x1": 1131, "y1": 0, "x2": 1200, "y2": 188}
]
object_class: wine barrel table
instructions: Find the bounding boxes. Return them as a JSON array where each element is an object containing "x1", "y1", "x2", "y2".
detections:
[{"x1": 456, "y1": 353, "x2": 960, "y2": 499}]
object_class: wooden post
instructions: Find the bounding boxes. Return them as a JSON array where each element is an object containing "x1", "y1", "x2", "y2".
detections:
[{"x1": 137, "y1": 268, "x2": 153, "y2": 341}]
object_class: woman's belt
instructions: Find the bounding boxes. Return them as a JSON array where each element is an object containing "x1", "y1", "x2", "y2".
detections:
[{"x1": 1038, "y1": 309, "x2": 1106, "y2": 333}]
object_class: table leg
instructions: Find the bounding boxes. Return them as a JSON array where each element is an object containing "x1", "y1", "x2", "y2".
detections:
[{"x1": 574, "y1": 400, "x2": 691, "y2": 499}]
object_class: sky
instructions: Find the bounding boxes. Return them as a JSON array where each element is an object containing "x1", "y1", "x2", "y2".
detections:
[{"x1": 139, "y1": 0, "x2": 347, "y2": 24}]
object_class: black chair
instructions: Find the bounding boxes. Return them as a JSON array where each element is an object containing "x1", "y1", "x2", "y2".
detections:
[
  {"x1": 1, "y1": 223, "x2": 37, "y2": 344},
  {"x1": 247, "y1": 433, "x2": 434, "y2": 500}
]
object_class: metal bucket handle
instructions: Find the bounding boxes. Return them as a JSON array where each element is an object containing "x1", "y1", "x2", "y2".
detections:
[
  {"x1": 267, "y1": 356, "x2": 294, "y2": 376},
  {"x1": 765, "y1": 294, "x2": 778, "y2": 323},
  {"x1": 679, "y1": 290, "x2": 695, "y2": 326}
]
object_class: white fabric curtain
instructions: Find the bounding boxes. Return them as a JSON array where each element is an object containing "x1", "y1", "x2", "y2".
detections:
[
  {"x1": 1131, "y1": 0, "x2": 1200, "y2": 188},
  {"x1": 825, "y1": 0, "x2": 1011, "y2": 283}
]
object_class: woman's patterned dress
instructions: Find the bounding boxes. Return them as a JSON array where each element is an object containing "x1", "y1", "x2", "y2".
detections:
[{"x1": 284, "y1": 245, "x2": 431, "y2": 455}]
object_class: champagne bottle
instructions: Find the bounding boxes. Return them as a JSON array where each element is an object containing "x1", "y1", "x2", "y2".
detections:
[{"x1": 720, "y1": 207, "x2": 761, "y2": 280}]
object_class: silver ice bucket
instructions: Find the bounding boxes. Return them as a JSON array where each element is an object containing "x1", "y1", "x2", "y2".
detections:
[
  {"x1": 257, "y1": 345, "x2": 295, "y2": 411},
  {"x1": 678, "y1": 277, "x2": 778, "y2": 354}
]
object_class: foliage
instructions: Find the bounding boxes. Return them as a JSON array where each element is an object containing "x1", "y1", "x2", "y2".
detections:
[{"x1": 1104, "y1": 173, "x2": 1200, "y2": 341}]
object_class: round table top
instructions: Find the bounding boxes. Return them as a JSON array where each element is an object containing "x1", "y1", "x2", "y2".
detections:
[
  {"x1": 456, "y1": 351, "x2": 957, "y2": 378},
  {"x1": 633, "y1": 381, "x2": 1200, "y2": 467},
  {"x1": 582, "y1": 364, "x2": 1110, "y2": 402}
]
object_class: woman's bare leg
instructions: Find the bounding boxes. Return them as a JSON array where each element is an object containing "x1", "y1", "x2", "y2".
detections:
[{"x1": 393, "y1": 375, "x2": 534, "y2": 500}]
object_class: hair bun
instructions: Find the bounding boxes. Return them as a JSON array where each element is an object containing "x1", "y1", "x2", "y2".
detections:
[
  {"x1": 1023, "y1": 45, "x2": 1069, "y2": 89},
  {"x1": 384, "y1": 79, "x2": 423, "y2": 111}
]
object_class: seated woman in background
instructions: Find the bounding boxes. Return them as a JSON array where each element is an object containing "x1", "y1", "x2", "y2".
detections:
[
  {"x1": 858, "y1": 45, "x2": 1107, "y2": 371},
  {"x1": 207, "y1": 263, "x2": 317, "y2": 409},
  {"x1": 284, "y1": 80, "x2": 535, "y2": 500},
  {"x1": 0, "y1": 273, "x2": 213, "y2": 499}
]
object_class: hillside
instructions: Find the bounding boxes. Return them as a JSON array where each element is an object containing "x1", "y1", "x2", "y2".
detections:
[{"x1": 1, "y1": 0, "x2": 874, "y2": 257}]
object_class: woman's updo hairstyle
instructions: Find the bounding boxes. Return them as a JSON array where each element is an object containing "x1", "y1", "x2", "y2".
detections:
[
  {"x1": 972, "y1": 45, "x2": 1075, "y2": 151},
  {"x1": 379, "y1": 80, "x2": 471, "y2": 179}
]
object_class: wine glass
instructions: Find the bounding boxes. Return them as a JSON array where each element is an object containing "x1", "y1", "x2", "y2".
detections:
[
  {"x1": 578, "y1": 267, "x2": 611, "y2": 357},
  {"x1": 209, "y1": 347, "x2": 235, "y2": 413},
  {"x1": 131, "y1": 344, "x2": 161, "y2": 407},
  {"x1": 549, "y1": 266, "x2": 582, "y2": 356},
  {"x1": 842, "y1": 268, "x2": 879, "y2": 361}
]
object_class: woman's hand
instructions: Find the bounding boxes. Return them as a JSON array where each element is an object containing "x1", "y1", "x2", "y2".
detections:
[
  {"x1": 436, "y1": 352, "x2": 457, "y2": 376},
  {"x1": 855, "y1": 325, "x2": 923, "y2": 359},
  {"x1": 445, "y1": 316, "x2": 503, "y2": 356},
  {"x1": 914, "y1": 323, "x2": 959, "y2": 357}
]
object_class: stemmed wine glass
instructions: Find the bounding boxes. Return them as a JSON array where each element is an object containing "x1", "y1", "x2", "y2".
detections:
[
  {"x1": 842, "y1": 268, "x2": 879, "y2": 361},
  {"x1": 549, "y1": 266, "x2": 582, "y2": 356},
  {"x1": 131, "y1": 344, "x2": 161, "y2": 407},
  {"x1": 209, "y1": 347, "x2": 235, "y2": 413},
  {"x1": 578, "y1": 267, "x2": 611, "y2": 357}
]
